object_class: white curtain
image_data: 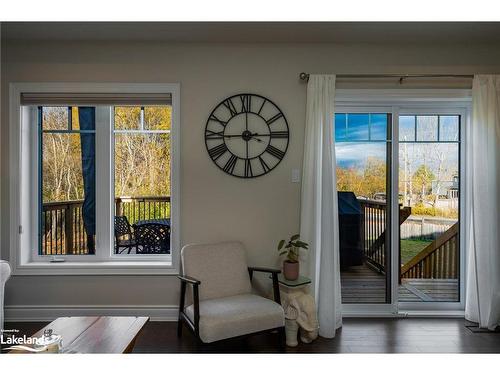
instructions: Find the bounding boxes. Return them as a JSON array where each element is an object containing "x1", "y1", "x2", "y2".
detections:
[
  {"x1": 465, "y1": 75, "x2": 500, "y2": 330},
  {"x1": 300, "y1": 75, "x2": 342, "y2": 338}
]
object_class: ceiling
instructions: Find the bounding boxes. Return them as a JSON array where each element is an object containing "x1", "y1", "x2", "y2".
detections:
[{"x1": 3, "y1": 22, "x2": 500, "y2": 44}]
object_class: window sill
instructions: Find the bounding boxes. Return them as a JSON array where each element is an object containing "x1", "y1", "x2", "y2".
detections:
[{"x1": 12, "y1": 259, "x2": 178, "y2": 276}]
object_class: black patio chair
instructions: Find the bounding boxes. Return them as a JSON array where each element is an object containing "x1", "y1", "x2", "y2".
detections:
[
  {"x1": 114, "y1": 216, "x2": 137, "y2": 254},
  {"x1": 133, "y1": 223, "x2": 170, "y2": 254}
]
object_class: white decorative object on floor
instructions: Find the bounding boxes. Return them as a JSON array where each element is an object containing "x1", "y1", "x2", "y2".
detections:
[
  {"x1": 1, "y1": 260, "x2": 12, "y2": 330},
  {"x1": 277, "y1": 274, "x2": 319, "y2": 346},
  {"x1": 465, "y1": 75, "x2": 500, "y2": 330},
  {"x1": 300, "y1": 74, "x2": 342, "y2": 338},
  {"x1": 285, "y1": 319, "x2": 299, "y2": 347}
]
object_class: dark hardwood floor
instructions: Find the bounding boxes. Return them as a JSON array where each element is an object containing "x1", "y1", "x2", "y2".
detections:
[{"x1": 4, "y1": 318, "x2": 500, "y2": 353}]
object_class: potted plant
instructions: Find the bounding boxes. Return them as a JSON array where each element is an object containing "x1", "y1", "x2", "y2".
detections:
[{"x1": 277, "y1": 234, "x2": 309, "y2": 281}]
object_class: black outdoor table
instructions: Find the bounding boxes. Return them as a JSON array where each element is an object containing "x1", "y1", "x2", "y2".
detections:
[
  {"x1": 132, "y1": 218, "x2": 171, "y2": 254},
  {"x1": 134, "y1": 218, "x2": 171, "y2": 227}
]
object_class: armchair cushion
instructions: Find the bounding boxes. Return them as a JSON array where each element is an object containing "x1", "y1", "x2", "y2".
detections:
[
  {"x1": 185, "y1": 294, "x2": 284, "y2": 343},
  {"x1": 181, "y1": 242, "x2": 252, "y2": 301}
]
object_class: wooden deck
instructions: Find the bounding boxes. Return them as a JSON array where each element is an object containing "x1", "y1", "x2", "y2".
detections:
[{"x1": 341, "y1": 264, "x2": 459, "y2": 304}]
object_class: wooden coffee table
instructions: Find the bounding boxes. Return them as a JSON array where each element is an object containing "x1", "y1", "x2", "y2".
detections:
[{"x1": 13, "y1": 316, "x2": 149, "y2": 353}]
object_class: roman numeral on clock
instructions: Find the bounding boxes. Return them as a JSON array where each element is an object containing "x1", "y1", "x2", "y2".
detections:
[
  {"x1": 240, "y1": 95, "x2": 251, "y2": 113},
  {"x1": 265, "y1": 145, "x2": 285, "y2": 160},
  {"x1": 222, "y1": 98, "x2": 238, "y2": 117},
  {"x1": 209, "y1": 114, "x2": 228, "y2": 128},
  {"x1": 266, "y1": 113, "x2": 283, "y2": 125},
  {"x1": 205, "y1": 129, "x2": 224, "y2": 139},
  {"x1": 244, "y1": 159, "x2": 253, "y2": 178},
  {"x1": 223, "y1": 154, "x2": 238, "y2": 174},
  {"x1": 270, "y1": 131, "x2": 289, "y2": 139},
  {"x1": 258, "y1": 156, "x2": 271, "y2": 173},
  {"x1": 208, "y1": 143, "x2": 228, "y2": 160}
]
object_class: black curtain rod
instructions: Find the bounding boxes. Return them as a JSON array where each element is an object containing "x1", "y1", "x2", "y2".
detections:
[{"x1": 299, "y1": 72, "x2": 474, "y2": 83}]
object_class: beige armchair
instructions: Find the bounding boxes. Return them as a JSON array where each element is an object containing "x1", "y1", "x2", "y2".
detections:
[
  {"x1": 1, "y1": 260, "x2": 11, "y2": 330},
  {"x1": 177, "y1": 241, "x2": 285, "y2": 344}
]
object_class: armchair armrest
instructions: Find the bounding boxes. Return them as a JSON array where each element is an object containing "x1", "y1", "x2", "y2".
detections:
[
  {"x1": 177, "y1": 275, "x2": 201, "y2": 285},
  {"x1": 248, "y1": 266, "x2": 281, "y2": 275},
  {"x1": 247, "y1": 266, "x2": 282, "y2": 305},
  {"x1": 177, "y1": 274, "x2": 201, "y2": 336}
]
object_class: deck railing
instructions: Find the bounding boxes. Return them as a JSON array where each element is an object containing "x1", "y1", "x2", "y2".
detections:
[
  {"x1": 115, "y1": 196, "x2": 171, "y2": 225},
  {"x1": 357, "y1": 199, "x2": 412, "y2": 274},
  {"x1": 358, "y1": 199, "x2": 388, "y2": 273},
  {"x1": 356, "y1": 198, "x2": 458, "y2": 280},
  {"x1": 400, "y1": 222, "x2": 459, "y2": 279},
  {"x1": 41, "y1": 200, "x2": 89, "y2": 255},
  {"x1": 41, "y1": 196, "x2": 170, "y2": 255}
]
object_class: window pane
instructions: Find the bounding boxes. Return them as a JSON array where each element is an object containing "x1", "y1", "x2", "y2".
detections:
[
  {"x1": 416, "y1": 115, "x2": 438, "y2": 141},
  {"x1": 41, "y1": 112, "x2": 96, "y2": 256},
  {"x1": 439, "y1": 115, "x2": 459, "y2": 141},
  {"x1": 42, "y1": 107, "x2": 69, "y2": 130},
  {"x1": 334, "y1": 113, "x2": 347, "y2": 141},
  {"x1": 398, "y1": 141, "x2": 459, "y2": 302},
  {"x1": 347, "y1": 114, "x2": 369, "y2": 141},
  {"x1": 399, "y1": 113, "x2": 460, "y2": 304},
  {"x1": 370, "y1": 114, "x2": 388, "y2": 141},
  {"x1": 144, "y1": 106, "x2": 171, "y2": 130},
  {"x1": 335, "y1": 141, "x2": 389, "y2": 304},
  {"x1": 399, "y1": 115, "x2": 415, "y2": 141},
  {"x1": 114, "y1": 106, "x2": 141, "y2": 130},
  {"x1": 114, "y1": 133, "x2": 171, "y2": 255}
]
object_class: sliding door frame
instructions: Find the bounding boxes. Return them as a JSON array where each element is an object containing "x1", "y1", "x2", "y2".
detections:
[
  {"x1": 397, "y1": 105, "x2": 468, "y2": 313},
  {"x1": 335, "y1": 104, "x2": 396, "y2": 316},
  {"x1": 336, "y1": 89, "x2": 471, "y2": 317}
]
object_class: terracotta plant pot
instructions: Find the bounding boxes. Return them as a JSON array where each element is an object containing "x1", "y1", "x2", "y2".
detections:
[{"x1": 283, "y1": 260, "x2": 299, "y2": 281}]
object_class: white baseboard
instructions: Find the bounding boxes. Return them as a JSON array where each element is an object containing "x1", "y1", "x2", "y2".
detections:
[{"x1": 4, "y1": 305, "x2": 179, "y2": 322}]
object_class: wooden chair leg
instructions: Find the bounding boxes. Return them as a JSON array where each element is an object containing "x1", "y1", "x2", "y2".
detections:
[
  {"x1": 177, "y1": 319, "x2": 183, "y2": 338},
  {"x1": 279, "y1": 326, "x2": 286, "y2": 349}
]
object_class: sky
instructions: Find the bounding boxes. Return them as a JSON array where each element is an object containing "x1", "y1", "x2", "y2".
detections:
[{"x1": 334, "y1": 114, "x2": 460, "y2": 177}]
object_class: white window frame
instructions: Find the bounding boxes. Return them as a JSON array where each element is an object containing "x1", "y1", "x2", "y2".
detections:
[
  {"x1": 336, "y1": 89, "x2": 471, "y2": 317},
  {"x1": 9, "y1": 83, "x2": 181, "y2": 275}
]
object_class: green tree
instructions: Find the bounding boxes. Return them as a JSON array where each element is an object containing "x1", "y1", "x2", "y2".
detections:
[
  {"x1": 336, "y1": 157, "x2": 386, "y2": 200},
  {"x1": 362, "y1": 157, "x2": 386, "y2": 198},
  {"x1": 412, "y1": 165, "x2": 435, "y2": 202}
]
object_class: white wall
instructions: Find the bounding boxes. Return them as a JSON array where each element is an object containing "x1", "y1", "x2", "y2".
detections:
[{"x1": 2, "y1": 39, "x2": 500, "y2": 319}]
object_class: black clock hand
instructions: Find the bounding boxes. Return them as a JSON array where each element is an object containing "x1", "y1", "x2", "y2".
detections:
[
  {"x1": 245, "y1": 113, "x2": 249, "y2": 159},
  {"x1": 247, "y1": 133, "x2": 271, "y2": 137},
  {"x1": 223, "y1": 133, "x2": 267, "y2": 138},
  {"x1": 249, "y1": 136, "x2": 263, "y2": 143},
  {"x1": 222, "y1": 134, "x2": 261, "y2": 139}
]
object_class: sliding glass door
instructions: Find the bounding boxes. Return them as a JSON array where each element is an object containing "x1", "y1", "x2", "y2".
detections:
[
  {"x1": 398, "y1": 111, "x2": 462, "y2": 306},
  {"x1": 334, "y1": 110, "x2": 392, "y2": 304},
  {"x1": 335, "y1": 101, "x2": 467, "y2": 312}
]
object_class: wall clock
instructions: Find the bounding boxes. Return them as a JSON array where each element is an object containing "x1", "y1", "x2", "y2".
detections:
[{"x1": 205, "y1": 93, "x2": 289, "y2": 178}]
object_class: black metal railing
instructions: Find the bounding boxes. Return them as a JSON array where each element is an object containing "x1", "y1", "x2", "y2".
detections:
[
  {"x1": 41, "y1": 196, "x2": 170, "y2": 255},
  {"x1": 41, "y1": 200, "x2": 90, "y2": 255},
  {"x1": 358, "y1": 199, "x2": 388, "y2": 273}
]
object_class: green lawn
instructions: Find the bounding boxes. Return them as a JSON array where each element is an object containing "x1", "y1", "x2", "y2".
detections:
[{"x1": 400, "y1": 239, "x2": 432, "y2": 265}]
